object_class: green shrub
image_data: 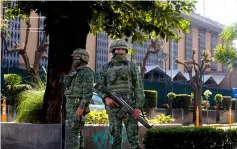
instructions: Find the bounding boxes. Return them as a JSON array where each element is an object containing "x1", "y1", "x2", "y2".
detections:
[
  {"x1": 3, "y1": 74, "x2": 28, "y2": 106},
  {"x1": 16, "y1": 89, "x2": 44, "y2": 123},
  {"x1": 202, "y1": 100, "x2": 210, "y2": 109},
  {"x1": 167, "y1": 92, "x2": 176, "y2": 100},
  {"x1": 231, "y1": 98, "x2": 237, "y2": 110},
  {"x1": 4, "y1": 74, "x2": 22, "y2": 86},
  {"x1": 214, "y1": 94, "x2": 223, "y2": 102},
  {"x1": 143, "y1": 90, "x2": 157, "y2": 109},
  {"x1": 3, "y1": 84, "x2": 32, "y2": 106},
  {"x1": 85, "y1": 110, "x2": 174, "y2": 125},
  {"x1": 85, "y1": 109, "x2": 108, "y2": 124},
  {"x1": 222, "y1": 96, "x2": 232, "y2": 110},
  {"x1": 203, "y1": 89, "x2": 212, "y2": 99},
  {"x1": 146, "y1": 114, "x2": 174, "y2": 124},
  {"x1": 143, "y1": 127, "x2": 237, "y2": 149},
  {"x1": 172, "y1": 94, "x2": 191, "y2": 110}
]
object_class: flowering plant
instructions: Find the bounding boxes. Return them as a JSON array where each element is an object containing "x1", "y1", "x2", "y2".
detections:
[{"x1": 204, "y1": 90, "x2": 212, "y2": 99}]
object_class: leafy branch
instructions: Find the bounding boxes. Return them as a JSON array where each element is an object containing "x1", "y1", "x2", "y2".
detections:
[
  {"x1": 90, "y1": 1, "x2": 196, "y2": 43},
  {"x1": 175, "y1": 49, "x2": 213, "y2": 89},
  {"x1": 214, "y1": 21, "x2": 237, "y2": 72},
  {"x1": 1, "y1": 5, "x2": 49, "y2": 83},
  {"x1": 141, "y1": 38, "x2": 164, "y2": 78}
]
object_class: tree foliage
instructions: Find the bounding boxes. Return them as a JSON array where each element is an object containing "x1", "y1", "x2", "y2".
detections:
[
  {"x1": 215, "y1": 45, "x2": 237, "y2": 72},
  {"x1": 6, "y1": 1, "x2": 196, "y2": 123},
  {"x1": 176, "y1": 49, "x2": 214, "y2": 90},
  {"x1": 8, "y1": 1, "x2": 195, "y2": 43},
  {"x1": 89, "y1": 1, "x2": 195, "y2": 42},
  {"x1": 215, "y1": 21, "x2": 237, "y2": 72},
  {"x1": 220, "y1": 21, "x2": 237, "y2": 42},
  {"x1": 141, "y1": 38, "x2": 164, "y2": 78},
  {"x1": 176, "y1": 49, "x2": 214, "y2": 124},
  {"x1": 1, "y1": 1, "x2": 48, "y2": 85}
]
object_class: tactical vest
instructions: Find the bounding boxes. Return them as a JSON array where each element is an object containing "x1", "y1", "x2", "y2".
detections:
[
  {"x1": 64, "y1": 67, "x2": 89, "y2": 99},
  {"x1": 106, "y1": 61, "x2": 134, "y2": 105}
]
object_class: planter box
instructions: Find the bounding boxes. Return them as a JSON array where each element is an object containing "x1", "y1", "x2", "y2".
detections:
[
  {"x1": 219, "y1": 110, "x2": 235, "y2": 123},
  {"x1": 172, "y1": 109, "x2": 183, "y2": 123},
  {"x1": 170, "y1": 109, "x2": 235, "y2": 124},
  {"x1": 1, "y1": 123, "x2": 181, "y2": 149},
  {"x1": 144, "y1": 108, "x2": 167, "y2": 119}
]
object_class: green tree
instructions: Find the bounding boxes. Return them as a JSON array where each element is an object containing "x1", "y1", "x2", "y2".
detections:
[
  {"x1": 220, "y1": 22, "x2": 237, "y2": 42},
  {"x1": 176, "y1": 49, "x2": 214, "y2": 125},
  {"x1": 215, "y1": 44, "x2": 237, "y2": 72},
  {"x1": 1, "y1": 2, "x2": 48, "y2": 85},
  {"x1": 140, "y1": 38, "x2": 164, "y2": 78},
  {"x1": 7, "y1": 1, "x2": 196, "y2": 123},
  {"x1": 215, "y1": 21, "x2": 237, "y2": 72}
]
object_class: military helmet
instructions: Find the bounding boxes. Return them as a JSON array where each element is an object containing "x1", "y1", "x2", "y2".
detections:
[
  {"x1": 109, "y1": 39, "x2": 129, "y2": 53},
  {"x1": 71, "y1": 48, "x2": 90, "y2": 63}
]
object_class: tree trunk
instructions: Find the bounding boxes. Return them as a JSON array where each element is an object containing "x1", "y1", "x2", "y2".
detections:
[
  {"x1": 193, "y1": 88, "x2": 202, "y2": 125},
  {"x1": 41, "y1": 3, "x2": 93, "y2": 123},
  {"x1": 141, "y1": 49, "x2": 150, "y2": 78},
  {"x1": 216, "y1": 101, "x2": 221, "y2": 123}
]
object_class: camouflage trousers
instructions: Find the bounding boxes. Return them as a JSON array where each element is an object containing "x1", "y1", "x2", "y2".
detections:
[
  {"x1": 107, "y1": 111, "x2": 142, "y2": 149},
  {"x1": 66, "y1": 102, "x2": 85, "y2": 149}
]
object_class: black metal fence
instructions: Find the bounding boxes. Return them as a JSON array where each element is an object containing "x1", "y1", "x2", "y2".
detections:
[{"x1": 144, "y1": 80, "x2": 232, "y2": 108}]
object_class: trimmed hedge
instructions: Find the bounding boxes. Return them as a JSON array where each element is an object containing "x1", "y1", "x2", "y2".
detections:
[
  {"x1": 143, "y1": 127, "x2": 237, "y2": 149},
  {"x1": 172, "y1": 94, "x2": 192, "y2": 110},
  {"x1": 231, "y1": 98, "x2": 237, "y2": 110},
  {"x1": 222, "y1": 96, "x2": 232, "y2": 110},
  {"x1": 143, "y1": 90, "x2": 157, "y2": 108}
]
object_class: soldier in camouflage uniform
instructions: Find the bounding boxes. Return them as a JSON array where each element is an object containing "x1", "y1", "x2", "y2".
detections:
[
  {"x1": 63, "y1": 48, "x2": 94, "y2": 149},
  {"x1": 97, "y1": 39, "x2": 145, "y2": 149}
]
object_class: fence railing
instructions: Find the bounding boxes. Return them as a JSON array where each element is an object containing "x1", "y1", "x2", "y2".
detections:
[{"x1": 144, "y1": 79, "x2": 232, "y2": 108}]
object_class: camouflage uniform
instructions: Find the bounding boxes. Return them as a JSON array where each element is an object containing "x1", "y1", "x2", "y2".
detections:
[
  {"x1": 63, "y1": 48, "x2": 94, "y2": 149},
  {"x1": 97, "y1": 39, "x2": 145, "y2": 149}
]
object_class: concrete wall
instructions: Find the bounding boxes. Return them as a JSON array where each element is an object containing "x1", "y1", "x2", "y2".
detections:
[
  {"x1": 86, "y1": 34, "x2": 96, "y2": 72},
  {"x1": 19, "y1": 12, "x2": 39, "y2": 67},
  {"x1": 163, "y1": 40, "x2": 170, "y2": 69},
  {"x1": 217, "y1": 36, "x2": 223, "y2": 71},
  {"x1": 206, "y1": 32, "x2": 212, "y2": 71},
  {"x1": 172, "y1": 109, "x2": 235, "y2": 124},
  {"x1": 192, "y1": 27, "x2": 199, "y2": 62},
  {"x1": 178, "y1": 32, "x2": 185, "y2": 72},
  {"x1": 1, "y1": 123, "x2": 181, "y2": 149}
]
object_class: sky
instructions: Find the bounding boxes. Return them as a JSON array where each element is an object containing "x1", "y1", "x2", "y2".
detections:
[
  {"x1": 195, "y1": 0, "x2": 237, "y2": 46},
  {"x1": 195, "y1": 0, "x2": 237, "y2": 25}
]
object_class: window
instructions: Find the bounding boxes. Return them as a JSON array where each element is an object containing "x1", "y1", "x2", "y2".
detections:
[
  {"x1": 38, "y1": 14, "x2": 49, "y2": 71},
  {"x1": 211, "y1": 33, "x2": 218, "y2": 71},
  {"x1": 199, "y1": 29, "x2": 206, "y2": 63},
  {"x1": 222, "y1": 64, "x2": 228, "y2": 72},
  {"x1": 169, "y1": 41, "x2": 178, "y2": 70},
  {"x1": 185, "y1": 26, "x2": 193, "y2": 66},
  {"x1": 1, "y1": 2, "x2": 20, "y2": 68},
  {"x1": 133, "y1": 41, "x2": 163, "y2": 68},
  {"x1": 95, "y1": 32, "x2": 108, "y2": 73}
]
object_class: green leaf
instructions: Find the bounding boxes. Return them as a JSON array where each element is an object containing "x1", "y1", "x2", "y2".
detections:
[{"x1": 128, "y1": 49, "x2": 136, "y2": 54}]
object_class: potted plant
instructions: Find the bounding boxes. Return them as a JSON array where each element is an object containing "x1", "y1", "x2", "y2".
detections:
[
  {"x1": 167, "y1": 92, "x2": 176, "y2": 100},
  {"x1": 167, "y1": 92, "x2": 176, "y2": 109},
  {"x1": 202, "y1": 100, "x2": 210, "y2": 109},
  {"x1": 214, "y1": 94, "x2": 223, "y2": 123},
  {"x1": 214, "y1": 94, "x2": 223, "y2": 109},
  {"x1": 222, "y1": 96, "x2": 232, "y2": 110},
  {"x1": 203, "y1": 90, "x2": 212, "y2": 109}
]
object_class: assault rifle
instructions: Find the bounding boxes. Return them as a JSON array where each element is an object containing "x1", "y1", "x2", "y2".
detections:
[{"x1": 93, "y1": 83, "x2": 153, "y2": 129}]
